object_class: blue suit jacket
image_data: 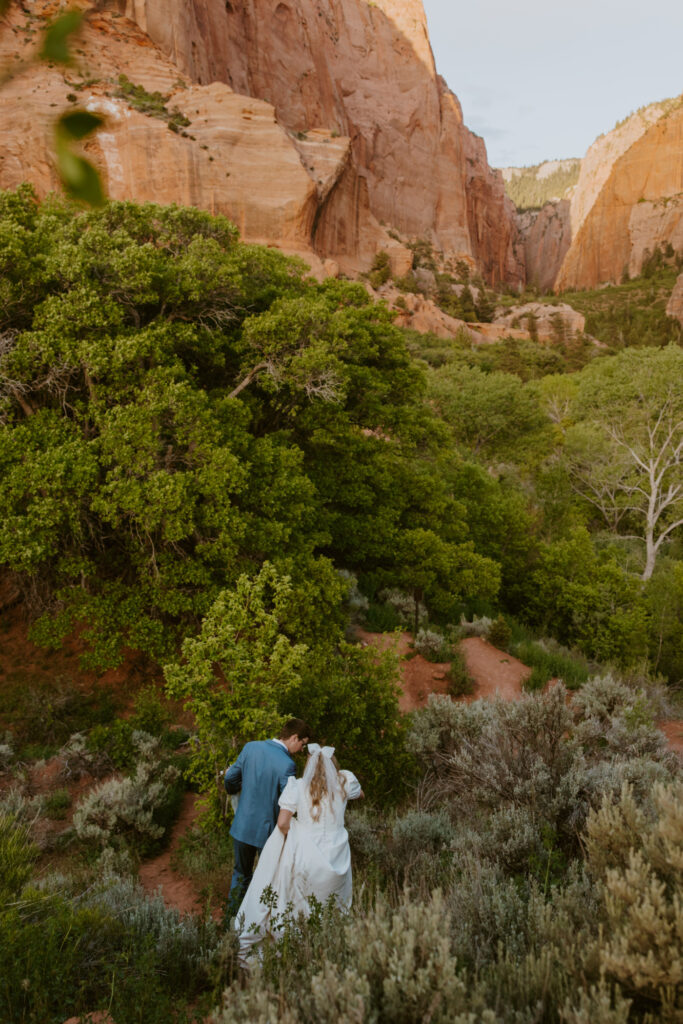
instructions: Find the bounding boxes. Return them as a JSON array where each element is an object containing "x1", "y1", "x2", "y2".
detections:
[{"x1": 224, "y1": 739, "x2": 296, "y2": 849}]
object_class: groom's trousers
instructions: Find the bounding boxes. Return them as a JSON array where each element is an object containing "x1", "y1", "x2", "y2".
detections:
[{"x1": 228, "y1": 838, "x2": 261, "y2": 917}]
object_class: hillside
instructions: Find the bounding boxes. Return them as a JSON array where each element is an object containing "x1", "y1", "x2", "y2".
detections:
[{"x1": 502, "y1": 159, "x2": 581, "y2": 211}]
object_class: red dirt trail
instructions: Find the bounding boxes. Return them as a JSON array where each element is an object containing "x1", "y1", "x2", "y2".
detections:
[{"x1": 137, "y1": 790, "x2": 217, "y2": 917}]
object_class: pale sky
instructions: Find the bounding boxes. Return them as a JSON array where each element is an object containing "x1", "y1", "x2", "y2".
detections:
[{"x1": 423, "y1": 0, "x2": 683, "y2": 169}]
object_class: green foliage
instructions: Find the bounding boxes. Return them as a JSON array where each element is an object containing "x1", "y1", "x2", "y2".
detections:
[
  {"x1": 512, "y1": 638, "x2": 591, "y2": 691},
  {"x1": 446, "y1": 649, "x2": 475, "y2": 697},
  {"x1": 39, "y1": 9, "x2": 83, "y2": 63},
  {"x1": 0, "y1": 877, "x2": 217, "y2": 1024},
  {"x1": 367, "y1": 249, "x2": 391, "y2": 289},
  {"x1": 503, "y1": 160, "x2": 581, "y2": 211},
  {"x1": 164, "y1": 564, "x2": 307, "y2": 796},
  {"x1": 428, "y1": 362, "x2": 548, "y2": 462},
  {"x1": 487, "y1": 615, "x2": 512, "y2": 650},
  {"x1": 525, "y1": 529, "x2": 649, "y2": 665},
  {"x1": 286, "y1": 641, "x2": 413, "y2": 804},
  {"x1": 115, "y1": 74, "x2": 191, "y2": 133},
  {"x1": 556, "y1": 257, "x2": 682, "y2": 348},
  {"x1": 0, "y1": 813, "x2": 37, "y2": 900}
]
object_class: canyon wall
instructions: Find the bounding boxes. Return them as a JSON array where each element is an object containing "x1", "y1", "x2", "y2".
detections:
[
  {"x1": 0, "y1": 0, "x2": 522, "y2": 285},
  {"x1": 510, "y1": 98, "x2": 683, "y2": 292},
  {"x1": 556, "y1": 102, "x2": 683, "y2": 290}
]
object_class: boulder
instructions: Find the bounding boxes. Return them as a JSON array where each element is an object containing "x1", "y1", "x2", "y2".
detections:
[{"x1": 493, "y1": 303, "x2": 585, "y2": 342}]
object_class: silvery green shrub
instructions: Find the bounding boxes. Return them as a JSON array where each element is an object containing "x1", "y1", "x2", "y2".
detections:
[
  {"x1": 414, "y1": 628, "x2": 451, "y2": 661},
  {"x1": 73, "y1": 734, "x2": 179, "y2": 849},
  {"x1": 378, "y1": 587, "x2": 427, "y2": 627}
]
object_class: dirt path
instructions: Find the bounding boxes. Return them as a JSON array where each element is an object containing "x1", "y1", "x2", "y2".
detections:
[
  {"x1": 138, "y1": 791, "x2": 213, "y2": 917},
  {"x1": 356, "y1": 629, "x2": 530, "y2": 711},
  {"x1": 459, "y1": 637, "x2": 530, "y2": 701}
]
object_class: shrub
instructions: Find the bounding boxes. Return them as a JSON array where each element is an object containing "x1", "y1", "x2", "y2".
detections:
[
  {"x1": 363, "y1": 600, "x2": 401, "y2": 632},
  {"x1": 585, "y1": 781, "x2": 683, "y2": 1019},
  {"x1": 413, "y1": 628, "x2": 451, "y2": 662},
  {"x1": 0, "y1": 732, "x2": 13, "y2": 770},
  {"x1": 73, "y1": 735, "x2": 181, "y2": 853},
  {"x1": 368, "y1": 250, "x2": 391, "y2": 289},
  {"x1": 59, "y1": 731, "x2": 113, "y2": 780},
  {"x1": 458, "y1": 614, "x2": 493, "y2": 638},
  {"x1": 487, "y1": 615, "x2": 512, "y2": 650},
  {"x1": 131, "y1": 685, "x2": 172, "y2": 736},
  {"x1": 513, "y1": 638, "x2": 590, "y2": 691},
  {"x1": 43, "y1": 788, "x2": 71, "y2": 820},
  {"x1": 378, "y1": 587, "x2": 427, "y2": 628},
  {"x1": 446, "y1": 650, "x2": 475, "y2": 697},
  {"x1": 0, "y1": 812, "x2": 37, "y2": 899}
]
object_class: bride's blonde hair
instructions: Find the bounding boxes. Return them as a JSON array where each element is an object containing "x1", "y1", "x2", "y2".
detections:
[{"x1": 308, "y1": 752, "x2": 347, "y2": 820}]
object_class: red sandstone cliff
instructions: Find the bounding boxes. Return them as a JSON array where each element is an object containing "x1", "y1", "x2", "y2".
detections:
[{"x1": 0, "y1": 0, "x2": 521, "y2": 285}]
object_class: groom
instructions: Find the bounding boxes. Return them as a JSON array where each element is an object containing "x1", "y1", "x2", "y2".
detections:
[{"x1": 224, "y1": 717, "x2": 310, "y2": 915}]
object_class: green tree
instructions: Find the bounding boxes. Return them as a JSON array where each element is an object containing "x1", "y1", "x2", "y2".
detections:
[
  {"x1": 525, "y1": 528, "x2": 648, "y2": 665},
  {"x1": 563, "y1": 346, "x2": 683, "y2": 580},
  {"x1": 428, "y1": 362, "x2": 548, "y2": 463},
  {"x1": 164, "y1": 564, "x2": 307, "y2": 798}
]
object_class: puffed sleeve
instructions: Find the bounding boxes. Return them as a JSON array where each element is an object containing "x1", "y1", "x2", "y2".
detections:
[
  {"x1": 278, "y1": 775, "x2": 299, "y2": 813},
  {"x1": 341, "y1": 770, "x2": 362, "y2": 800}
]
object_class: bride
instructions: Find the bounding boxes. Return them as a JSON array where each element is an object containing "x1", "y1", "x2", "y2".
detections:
[{"x1": 235, "y1": 743, "x2": 363, "y2": 959}]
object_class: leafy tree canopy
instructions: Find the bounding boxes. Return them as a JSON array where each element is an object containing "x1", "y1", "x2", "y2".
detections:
[{"x1": 0, "y1": 188, "x2": 496, "y2": 667}]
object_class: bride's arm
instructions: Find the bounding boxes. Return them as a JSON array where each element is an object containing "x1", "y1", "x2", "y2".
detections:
[{"x1": 277, "y1": 808, "x2": 293, "y2": 835}]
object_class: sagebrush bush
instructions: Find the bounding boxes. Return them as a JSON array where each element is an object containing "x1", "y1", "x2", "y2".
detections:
[
  {"x1": 73, "y1": 734, "x2": 180, "y2": 851},
  {"x1": 585, "y1": 781, "x2": 683, "y2": 1020},
  {"x1": 414, "y1": 627, "x2": 451, "y2": 661},
  {"x1": 458, "y1": 614, "x2": 493, "y2": 637},
  {"x1": 378, "y1": 587, "x2": 427, "y2": 628}
]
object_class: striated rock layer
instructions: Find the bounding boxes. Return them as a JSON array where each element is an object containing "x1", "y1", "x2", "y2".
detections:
[
  {"x1": 111, "y1": 0, "x2": 522, "y2": 284},
  {"x1": 0, "y1": 0, "x2": 522, "y2": 284}
]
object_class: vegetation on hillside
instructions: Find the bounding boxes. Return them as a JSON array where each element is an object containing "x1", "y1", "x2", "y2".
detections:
[
  {"x1": 1, "y1": 188, "x2": 682, "y2": 1023},
  {"x1": 503, "y1": 159, "x2": 581, "y2": 211},
  {"x1": 557, "y1": 248, "x2": 683, "y2": 348}
]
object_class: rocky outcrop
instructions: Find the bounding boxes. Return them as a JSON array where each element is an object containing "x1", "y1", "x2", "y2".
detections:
[
  {"x1": 518, "y1": 200, "x2": 571, "y2": 292},
  {"x1": 0, "y1": 0, "x2": 522, "y2": 283},
  {"x1": 667, "y1": 273, "x2": 683, "y2": 325},
  {"x1": 510, "y1": 99, "x2": 683, "y2": 292},
  {"x1": 493, "y1": 303, "x2": 585, "y2": 342},
  {"x1": 109, "y1": 0, "x2": 521, "y2": 283},
  {"x1": 556, "y1": 102, "x2": 683, "y2": 290}
]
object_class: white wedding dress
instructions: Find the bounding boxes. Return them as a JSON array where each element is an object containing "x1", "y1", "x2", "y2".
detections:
[{"x1": 235, "y1": 749, "x2": 362, "y2": 959}]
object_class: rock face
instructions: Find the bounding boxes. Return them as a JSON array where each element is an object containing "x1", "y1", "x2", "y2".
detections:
[
  {"x1": 511, "y1": 98, "x2": 683, "y2": 292},
  {"x1": 667, "y1": 273, "x2": 683, "y2": 325},
  {"x1": 518, "y1": 200, "x2": 571, "y2": 292},
  {"x1": 556, "y1": 101, "x2": 683, "y2": 290},
  {"x1": 0, "y1": 0, "x2": 521, "y2": 284},
  {"x1": 493, "y1": 303, "x2": 585, "y2": 342}
]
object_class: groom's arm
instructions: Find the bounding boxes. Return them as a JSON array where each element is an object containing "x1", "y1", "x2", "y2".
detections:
[
  {"x1": 277, "y1": 759, "x2": 296, "y2": 795},
  {"x1": 223, "y1": 748, "x2": 245, "y2": 794}
]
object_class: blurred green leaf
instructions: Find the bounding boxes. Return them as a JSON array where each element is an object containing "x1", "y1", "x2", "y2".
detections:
[
  {"x1": 0, "y1": 0, "x2": 12, "y2": 16},
  {"x1": 56, "y1": 139, "x2": 105, "y2": 206},
  {"x1": 58, "y1": 110, "x2": 104, "y2": 141},
  {"x1": 39, "y1": 9, "x2": 83, "y2": 64}
]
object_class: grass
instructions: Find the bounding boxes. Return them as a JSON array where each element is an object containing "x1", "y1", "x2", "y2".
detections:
[
  {"x1": 172, "y1": 824, "x2": 233, "y2": 916},
  {"x1": 513, "y1": 639, "x2": 591, "y2": 691}
]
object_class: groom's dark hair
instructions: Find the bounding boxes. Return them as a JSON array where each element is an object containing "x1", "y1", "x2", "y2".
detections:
[{"x1": 279, "y1": 717, "x2": 311, "y2": 740}]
